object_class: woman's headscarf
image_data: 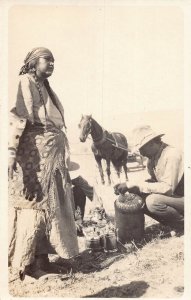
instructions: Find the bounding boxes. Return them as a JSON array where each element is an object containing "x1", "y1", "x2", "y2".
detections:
[
  {"x1": 19, "y1": 47, "x2": 54, "y2": 75},
  {"x1": 18, "y1": 47, "x2": 67, "y2": 130}
]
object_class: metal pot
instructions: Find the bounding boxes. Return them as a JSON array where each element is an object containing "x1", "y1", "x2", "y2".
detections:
[
  {"x1": 103, "y1": 232, "x2": 118, "y2": 253},
  {"x1": 85, "y1": 236, "x2": 101, "y2": 252}
]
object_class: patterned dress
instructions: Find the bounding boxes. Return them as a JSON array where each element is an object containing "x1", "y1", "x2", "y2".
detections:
[{"x1": 9, "y1": 74, "x2": 79, "y2": 272}]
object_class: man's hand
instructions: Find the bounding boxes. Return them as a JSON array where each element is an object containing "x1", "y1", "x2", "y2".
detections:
[
  {"x1": 8, "y1": 157, "x2": 17, "y2": 180},
  {"x1": 114, "y1": 181, "x2": 140, "y2": 195},
  {"x1": 114, "y1": 183, "x2": 128, "y2": 195},
  {"x1": 126, "y1": 181, "x2": 140, "y2": 194}
]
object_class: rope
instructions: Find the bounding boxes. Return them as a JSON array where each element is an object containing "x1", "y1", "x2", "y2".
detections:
[
  {"x1": 106, "y1": 137, "x2": 128, "y2": 152},
  {"x1": 111, "y1": 132, "x2": 119, "y2": 148},
  {"x1": 87, "y1": 134, "x2": 128, "y2": 151}
]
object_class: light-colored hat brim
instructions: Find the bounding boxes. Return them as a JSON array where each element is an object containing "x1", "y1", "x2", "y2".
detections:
[
  {"x1": 67, "y1": 161, "x2": 80, "y2": 172},
  {"x1": 132, "y1": 133, "x2": 164, "y2": 153}
]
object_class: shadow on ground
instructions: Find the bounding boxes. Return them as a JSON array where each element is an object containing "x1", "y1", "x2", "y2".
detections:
[
  {"x1": 72, "y1": 250, "x2": 126, "y2": 274},
  {"x1": 143, "y1": 222, "x2": 184, "y2": 243},
  {"x1": 84, "y1": 280, "x2": 149, "y2": 297},
  {"x1": 144, "y1": 223, "x2": 171, "y2": 241},
  {"x1": 52, "y1": 223, "x2": 182, "y2": 277}
]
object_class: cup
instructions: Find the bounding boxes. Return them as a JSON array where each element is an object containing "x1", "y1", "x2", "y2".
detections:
[{"x1": 103, "y1": 232, "x2": 118, "y2": 253}]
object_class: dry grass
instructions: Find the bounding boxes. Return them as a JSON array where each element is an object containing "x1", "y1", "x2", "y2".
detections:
[
  {"x1": 9, "y1": 155, "x2": 184, "y2": 298},
  {"x1": 9, "y1": 220, "x2": 184, "y2": 298}
]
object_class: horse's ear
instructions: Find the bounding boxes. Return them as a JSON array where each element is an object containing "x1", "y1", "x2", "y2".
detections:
[
  {"x1": 89, "y1": 114, "x2": 92, "y2": 119},
  {"x1": 81, "y1": 114, "x2": 84, "y2": 118}
]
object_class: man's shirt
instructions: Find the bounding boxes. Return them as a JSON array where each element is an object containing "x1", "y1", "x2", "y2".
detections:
[{"x1": 138, "y1": 143, "x2": 184, "y2": 196}]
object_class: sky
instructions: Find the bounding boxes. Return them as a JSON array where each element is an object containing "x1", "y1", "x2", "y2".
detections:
[{"x1": 8, "y1": 3, "x2": 184, "y2": 131}]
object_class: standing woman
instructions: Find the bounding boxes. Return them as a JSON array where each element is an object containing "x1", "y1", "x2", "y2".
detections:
[{"x1": 8, "y1": 47, "x2": 79, "y2": 278}]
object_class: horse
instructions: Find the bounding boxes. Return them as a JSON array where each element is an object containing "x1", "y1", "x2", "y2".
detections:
[{"x1": 78, "y1": 115, "x2": 129, "y2": 185}]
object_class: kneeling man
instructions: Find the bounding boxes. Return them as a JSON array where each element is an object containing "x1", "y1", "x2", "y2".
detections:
[{"x1": 114, "y1": 125, "x2": 184, "y2": 232}]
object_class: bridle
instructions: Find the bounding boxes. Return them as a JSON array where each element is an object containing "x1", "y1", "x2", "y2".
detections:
[{"x1": 79, "y1": 117, "x2": 92, "y2": 141}]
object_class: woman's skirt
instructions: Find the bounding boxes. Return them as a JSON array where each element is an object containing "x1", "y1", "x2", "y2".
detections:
[{"x1": 9, "y1": 123, "x2": 79, "y2": 271}]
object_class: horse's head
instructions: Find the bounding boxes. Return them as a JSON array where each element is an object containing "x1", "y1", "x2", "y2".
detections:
[{"x1": 78, "y1": 114, "x2": 92, "y2": 142}]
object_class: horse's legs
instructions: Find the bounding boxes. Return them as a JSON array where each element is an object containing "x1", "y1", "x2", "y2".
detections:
[
  {"x1": 113, "y1": 165, "x2": 121, "y2": 180},
  {"x1": 123, "y1": 162, "x2": 129, "y2": 181},
  {"x1": 116, "y1": 168, "x2": 121, "y2": 179},
  {"x1": 95, "y1": 156, "x2": 105, "y2": 185},
  {"x1": 106, "y1": 159, "x2": 111, "y2": 185},
  {"x1": 139, "y1": 155, "x2": 145, "y2": 168}
]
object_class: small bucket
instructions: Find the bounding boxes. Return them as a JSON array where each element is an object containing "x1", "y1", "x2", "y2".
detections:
[
  {"x1": 103, "y1": 232, "x2": 118, "y2": 253},
  {"x1": 85, "y1": 236, "x2": 101, "y2": 252}
]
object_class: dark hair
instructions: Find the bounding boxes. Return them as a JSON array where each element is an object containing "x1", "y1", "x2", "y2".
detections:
[
  {"x1": 28, "y1": 59, "x2": 38, "y2": 73},
  {"x1": 19, "y1": 58, "x2": 39, "y2": 75}
]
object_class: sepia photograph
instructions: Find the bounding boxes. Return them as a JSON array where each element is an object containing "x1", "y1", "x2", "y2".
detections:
[{"x1": 0, "y1": 0, "x2": 191, "y2": 298}]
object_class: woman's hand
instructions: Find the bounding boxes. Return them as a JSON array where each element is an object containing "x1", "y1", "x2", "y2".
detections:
[{"x1": 8, "y1": 157, "x2": 17, "y2": 180}]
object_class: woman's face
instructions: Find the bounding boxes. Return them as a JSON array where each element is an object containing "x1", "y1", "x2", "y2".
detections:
[{"x1": 36, "y1": 56, "x2": 54, "y2": 78}]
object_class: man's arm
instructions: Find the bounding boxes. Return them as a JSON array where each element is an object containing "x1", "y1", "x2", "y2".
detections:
[{"x1": 138, "y1": 152, "x2": 183, "y2": 195}]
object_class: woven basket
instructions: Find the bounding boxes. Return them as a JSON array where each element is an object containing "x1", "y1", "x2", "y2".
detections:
[{"x1": 115, "y1": 193, "x2": 145, "y2": 243}]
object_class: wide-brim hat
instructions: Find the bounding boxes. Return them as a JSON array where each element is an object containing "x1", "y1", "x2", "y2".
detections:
[
  {"x1": 67, "y1": 160, "x2": 80, "y2": 172},
  {"x1": 131, "y1": 125, "x2": 164, "y2": 153},
  {"x1": 66, "y1": 155, "x2": 80, "y2": 172},
  {"x1": 66, "y1": 156, "x2": 80, "y2": 179}
]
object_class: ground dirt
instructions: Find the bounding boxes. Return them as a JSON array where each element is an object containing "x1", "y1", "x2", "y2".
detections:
[{"x1": 9, "y1": 155, "x2": 184, "y2": 298}]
